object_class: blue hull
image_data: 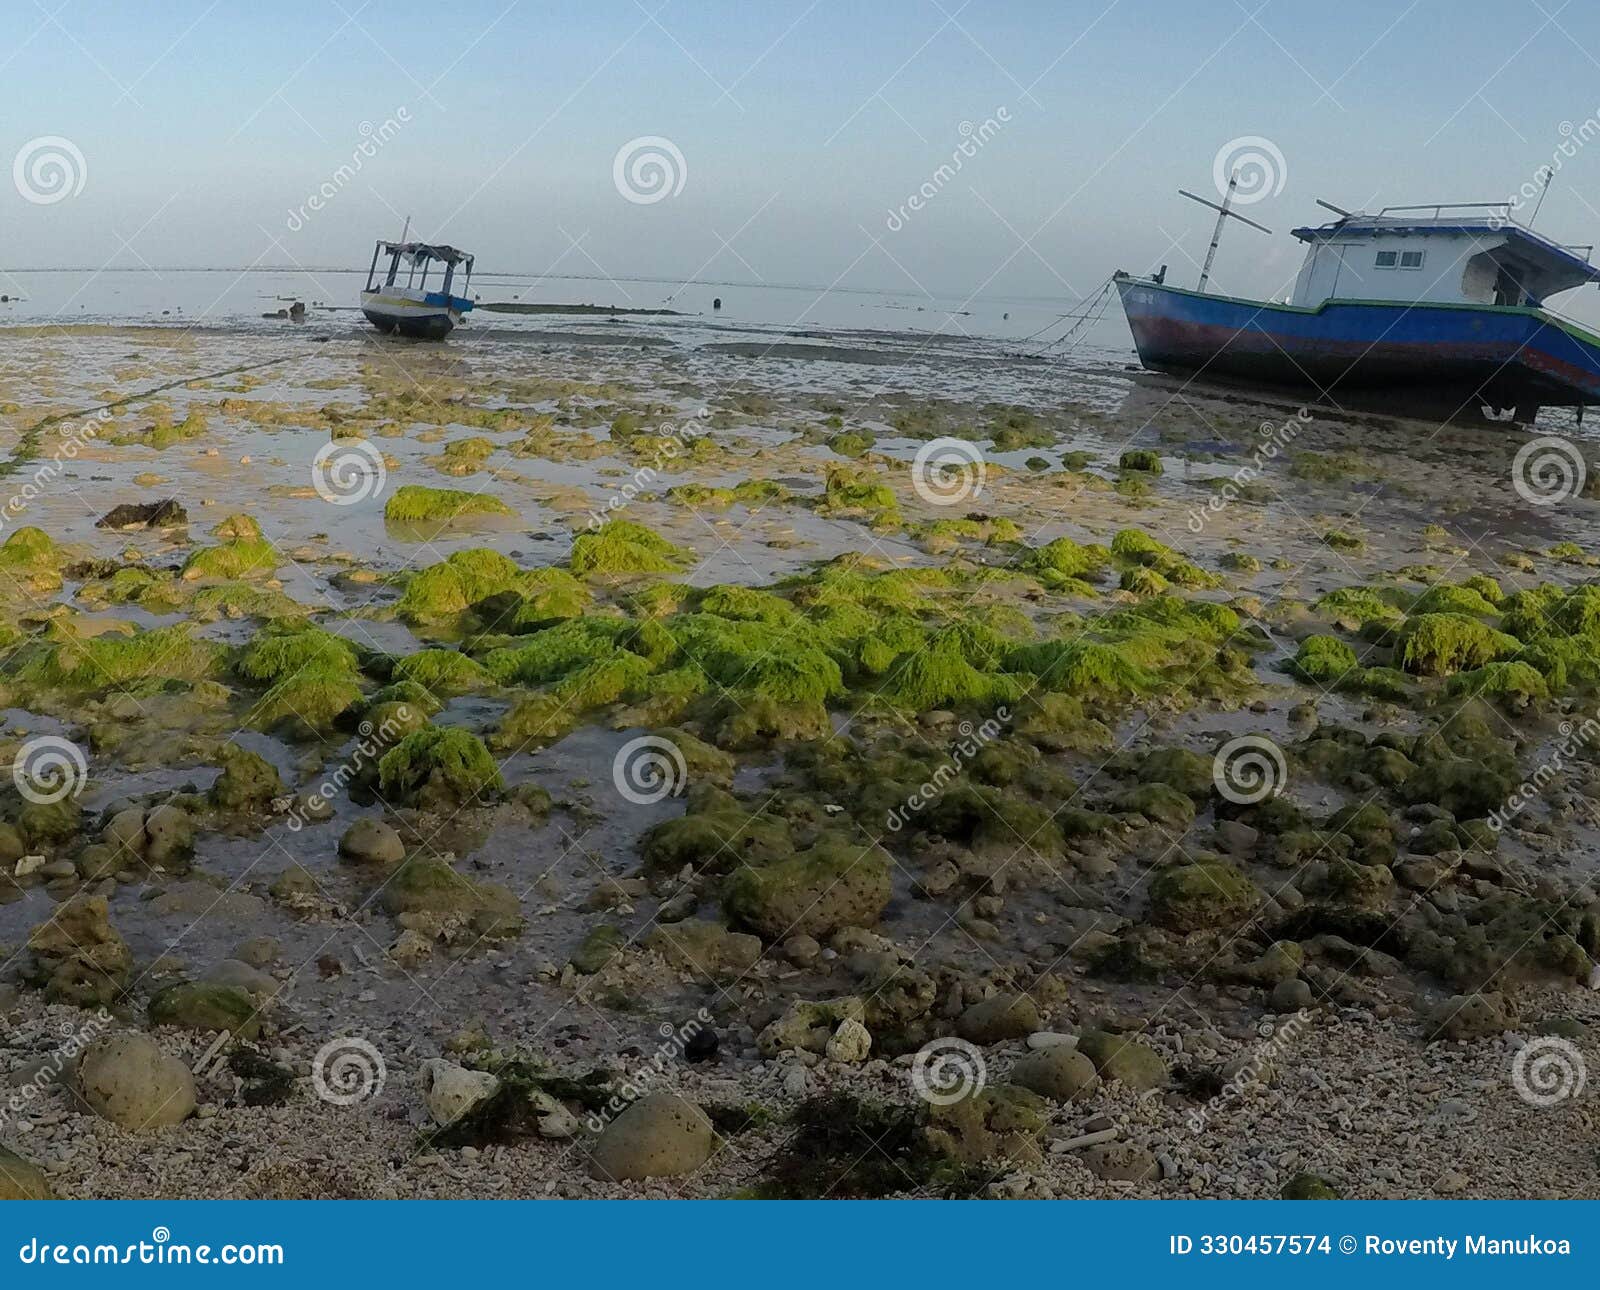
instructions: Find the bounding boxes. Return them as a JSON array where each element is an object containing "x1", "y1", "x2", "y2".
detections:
[{"x1": 1115, "y1": 273, "x2": 1600, "y2": 418}]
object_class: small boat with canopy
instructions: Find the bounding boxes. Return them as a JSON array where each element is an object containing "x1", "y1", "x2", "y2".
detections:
[{"x1": 360, "y1": 236, "x2": 475, "y2": 339}]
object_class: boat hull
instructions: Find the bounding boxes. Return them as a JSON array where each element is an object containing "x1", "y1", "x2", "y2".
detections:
[
  {"x1": 359, "y1": 289, "x2": 473, "y2": 341},
  {"x1": 1114, "y1": 274, "x2": 1600, "y2": 418}
]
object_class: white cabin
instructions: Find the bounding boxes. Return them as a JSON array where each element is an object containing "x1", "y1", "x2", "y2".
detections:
[{"x1": 1288, "y1": 205, "x2": 1600, "y2": 309}]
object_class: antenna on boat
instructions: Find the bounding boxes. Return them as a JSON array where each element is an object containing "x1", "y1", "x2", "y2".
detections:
[
  {"x1": 1529, "y1": 170, "x2": 1553, "y2": 228},
  {"x1": 398, "y1": 214, "x2": 411, "y2": 245},
  {"x1": 1179, "y1": 174, "x2": 1273, "y2": 292},
  {"x1": 1315, "y1": 198, "x2": 1354, "y2": 218}
]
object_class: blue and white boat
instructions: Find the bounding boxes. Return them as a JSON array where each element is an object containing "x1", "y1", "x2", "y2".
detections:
[
  {"x1": 1115, "y1": 199, "x2": 1600, "y2": 421},
  {"x1": 360, "y1": 239, "x2": 475, "y2": 340}
]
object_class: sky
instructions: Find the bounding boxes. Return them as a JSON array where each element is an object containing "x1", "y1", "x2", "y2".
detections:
[{"x1": 8, "y1": 0, "x2": 1600, "y2": 313}]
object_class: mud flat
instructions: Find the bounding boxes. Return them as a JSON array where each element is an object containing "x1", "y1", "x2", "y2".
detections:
[{"x1": 0, "y1": 321, "x2": 1598, "y2": 1200}]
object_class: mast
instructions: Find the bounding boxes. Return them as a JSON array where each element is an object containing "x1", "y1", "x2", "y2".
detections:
[
  {"x1": 1199, "y1": 173, "x2": 1237, "y2": 292},
  {"x1": 1178, "y1": 179, "x2": 1274, "y2": 293}
]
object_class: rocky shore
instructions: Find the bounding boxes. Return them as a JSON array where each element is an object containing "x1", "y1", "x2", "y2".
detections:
[{"x1": 0, "y1": 324, "x2": 1597, "y2": 1199}]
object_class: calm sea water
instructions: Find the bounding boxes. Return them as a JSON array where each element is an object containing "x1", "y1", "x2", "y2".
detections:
[{"x1": 0, "y1": 267, "x2": 1135, "y2": 353}]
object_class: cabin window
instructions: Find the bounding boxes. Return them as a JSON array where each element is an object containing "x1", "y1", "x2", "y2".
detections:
[
  {"x1": 1399, "y1": 250, "x2": 1424, "y2": 269},
  {"x1": 1374, "y1": 250, "x2": 1398, "y2": 268}
]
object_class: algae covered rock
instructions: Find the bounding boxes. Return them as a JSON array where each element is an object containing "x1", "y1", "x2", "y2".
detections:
[
  {"x1": 0, "y1": 1145, "x2": 53, "y2": 1199},
  {"x1": 384, "y1": 485, "x2": 513, "y2": 524},
  {"x1": 570, "y1": 925, "x2": 626, "y2": 974},
  {"x1": 1424, "y1": 991, "x2": 1513, "y2": 1042},
  {"x1": 1282, "y1": 1171, "x2": 1342, "y2": 1199},
  {"x1": 1010, "y1": 1046, "x2": 1097, "y2": 1101},
  {"x1": 377, "y1": 726, "x2": 503, "y2": 810},
  {"x1": 570, "y1": 520, "x2": 690, "y2": 576},
  {"x1": 588, "y1": 1092, "x2": 714, "y2": 1182},
  {"x1": 922, "y1": 1083, "x2": 1047, "y2": 1167},
  {"x1": 758, "y1": 997, "x2": 866, "y2": 1056},
  {"x1": 956, "y1": 993, "x2": 1042, "y2": 1045},
  {"x1": 381, "y1": 853, "x2": 522, "y2": 931},
  {"x1": 1148, "y1": 861, "x2": 1260, "y2": 933},
  {"x1": 338, "y1": 817, "x2": 405, "y2": 865},
  {"x1": 646, "y1": 919, "x2": 761, "y2": 980},
  {"x1": 209, "y1": 743, "x2": 286, "y2": 812},
  {"x1": 148, "y1": 982, "x2": 262, "y2": 1038},
  {"x1": 723, "y1": 838, "x2": 891, "y2": 939},
  {"x1": 1076, "y1": 1029, "x2": 1168, "y2": 1089},
  {"x1": 27, "y1": 895, "x2": 131, "y2": 1005},
  {"x1": 75, "y1": 1032, "x2": 196, "y2": 1130}
]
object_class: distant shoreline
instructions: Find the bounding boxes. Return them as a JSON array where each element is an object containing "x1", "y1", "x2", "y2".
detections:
[{"x1": 477, "y1": 302, "x2": 682, "y2": 317}]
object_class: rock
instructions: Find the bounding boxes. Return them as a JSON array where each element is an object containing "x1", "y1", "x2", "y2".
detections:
[
  {"x1": 825, "y1": 1017, "x2": 873, "y2": 1063},
  {"x1": 1012, "y1": 1047, "x2": 1098, "y2": 1101},
  {"x1": 530, "y1": 1089, "x2": 579, "y2": 1138},
  {"x1": 588, "y1": 1093, "x2": 714, "y2": 1181},
  {"x1": 1026, "y1": 1031, "x2": 1078, "y2": 1051},
  {"x1": 420, "y1": 1058, "x2": 500, "y2": 1126},
  {"x1": 201, "y1": 958, "x2": 277, "y2": 1001},
  {"x1": 1148, "y1": 861, "x2": 1260, "y2": 933},
  {"x1": 0, "y1": 1146, "x2": 52, "y2": 1199},
  {"x1": 1270, "y1": 978, "x2": 1314, "y2": 1011},
  {"x1": 142, "y1": 805, "x2": 194, "y2": 866},
  {"x1": 96, "y1": 499, "x2": 187, "y2": 529},
  {"x1": 570, "y1": 925, "x2": 625, "y2": 975},
  {"x1": 1281, "y1": 1171, "x2": 1342, "y2": 1199},
  {"x1": 723, "y1": 839, "x2": 891, "y2": 939},
  {"x1": 957, "y1": 993, "x2": 1042, "y2": 1044},
  {"x1": 338, "y1": 818, "x2": 405, "y2": 865},
  {"x1": 684, "y1": 1027, "x2": 719, "y2": 1063},
  {"x1": 148, "y1": 982, "x2": 262, "y2": 1038},
  {"x1": 781, "y1": 934, "x2": 821, "y2": 967},
  {"x1": 1083, "y1": 1140, "x2": 1159, "y2": 1182},
  {"x1": 1434, "y1": 1170, "x2": 1469, "y2": 1195},
  {"x1": 390, "y1": 929, "x2": 435, "y2": 967},
  {"x1": 1425, "y1": 991, "x2": 1513, "y2": 1042},
  {"x1": 26, "y1": 895, "x2": 131, "y2": 1006},
  {"x1": 1076, "y1": 1030, "x2": 1169, "y2": 1090},
  {"x1": 75, "y1": 1032, "x2": 196, "y2": 1129},
  {"x1": 646, "y1": 920, "x2": 761, "y2": 980},
  {"x1": 1213, "y1": 820, "x2": 1260, "y2": 858},
  {"x1": 103, "y1": 806, "x2": 148, "y2": 861},
  {"x1": 758, "y1": 997, "x2": 865, "y2": 1056},
  {"x1": 231, "y1": 936, "x2": 280, "y2": 968},
  {"x1": 209, "y1": 745, "x2": 286, "y2": 812},
  {"x1": 923, "y1": 1084, "x2": 1047, "y2": 1166}
]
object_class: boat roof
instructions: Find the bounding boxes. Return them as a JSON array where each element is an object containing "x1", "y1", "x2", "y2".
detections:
[
  {"x1": 376, "y1": 240, "x2": 473, "y2": 266},
  {"x1": 1291, "y1": 205, "x2": 1600, "y2": 284}
]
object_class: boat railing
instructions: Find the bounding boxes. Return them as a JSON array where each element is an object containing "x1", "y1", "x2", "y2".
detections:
[{"x1": 1377, "y1": 202, "x2": 1514, "y2": 220}]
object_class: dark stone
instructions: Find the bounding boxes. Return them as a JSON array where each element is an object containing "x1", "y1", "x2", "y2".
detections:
[
  {"x1": 96, "y1": 499, "x2": 188, "y2": 530},
  {"x1": 684, "y1": 1026, "x2": 719, "y2": 1063}
]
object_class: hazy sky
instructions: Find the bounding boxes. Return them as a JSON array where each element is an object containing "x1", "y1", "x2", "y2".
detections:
[{"x1": 9, "y1": 0, "x2": 1600, "y2": 313}]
